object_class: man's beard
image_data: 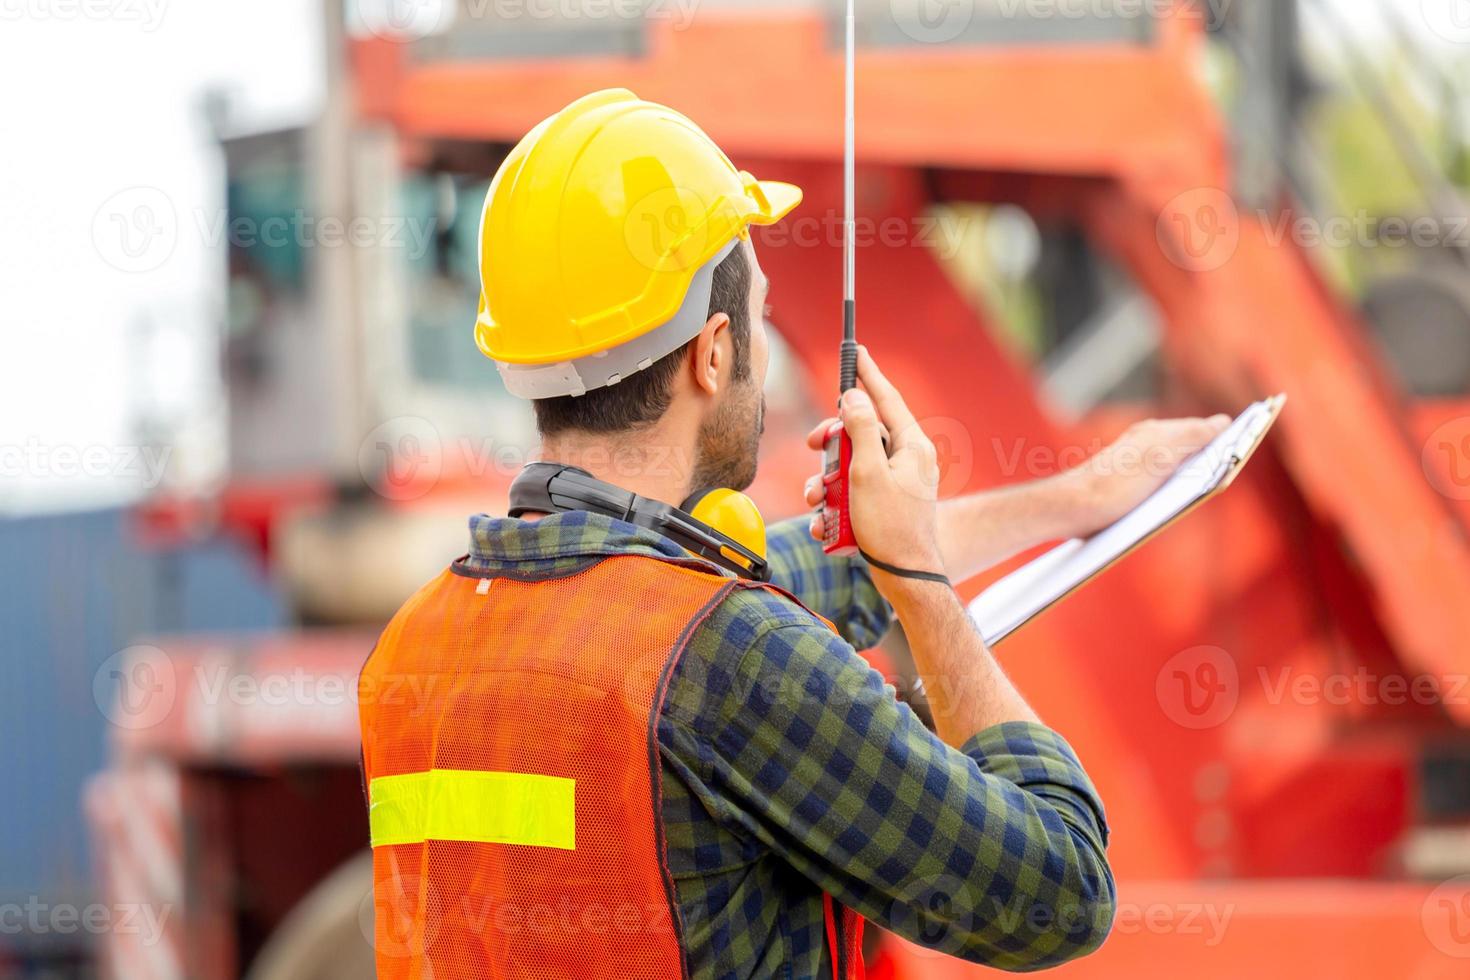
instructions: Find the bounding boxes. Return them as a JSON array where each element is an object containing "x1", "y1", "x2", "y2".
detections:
[{"x1": 690, "y1": 383, "x2": 765, "y2": 492}]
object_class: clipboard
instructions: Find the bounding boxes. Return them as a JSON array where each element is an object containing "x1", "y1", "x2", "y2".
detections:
[{"x1": 967, "y1": 394, "x2": 1286, "y2": 646}]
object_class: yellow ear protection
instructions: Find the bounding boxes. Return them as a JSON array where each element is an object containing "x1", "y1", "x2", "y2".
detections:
[{"x1": 508, "y1": 463, "x2": 769, "y2": 581}]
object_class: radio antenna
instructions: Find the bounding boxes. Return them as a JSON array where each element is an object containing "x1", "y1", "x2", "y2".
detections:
[
  {"x1": 818, "y1": 0, "x2": 863, "y2": 557},
  {"x1": 839, "y1": 0, "x2": 858, "y2": 393}
]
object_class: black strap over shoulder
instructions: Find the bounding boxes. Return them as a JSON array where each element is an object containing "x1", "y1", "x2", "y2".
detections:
[{"x1": 508, "y1": 463, "x2": 771, "y2": 582}]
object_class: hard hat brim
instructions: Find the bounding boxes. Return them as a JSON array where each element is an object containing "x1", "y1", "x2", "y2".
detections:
[{"x1": 749, "y1": 180, "x2": 803, "y2": 226}]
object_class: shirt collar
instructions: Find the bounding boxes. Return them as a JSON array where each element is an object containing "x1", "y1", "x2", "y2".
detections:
[{"x1": 465, "y1": 509, "x2": 726, "y2": 574}]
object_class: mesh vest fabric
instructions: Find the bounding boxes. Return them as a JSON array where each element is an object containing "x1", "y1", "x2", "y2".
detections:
[{"x1": 359, "y1": 553, "x2": 863, "y2": 979}]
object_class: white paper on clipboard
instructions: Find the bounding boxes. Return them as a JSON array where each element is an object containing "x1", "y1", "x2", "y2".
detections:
[{"x1": 968, "y1": 394, "x2": 1286, "y2": 647}]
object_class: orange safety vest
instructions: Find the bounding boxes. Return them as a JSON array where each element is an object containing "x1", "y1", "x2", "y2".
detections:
[{"x1": 359, "y1": 552, "x2": 865, "y2": 979}]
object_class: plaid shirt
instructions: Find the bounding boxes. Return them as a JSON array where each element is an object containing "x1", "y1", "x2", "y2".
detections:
[{"x1": 464, "y1": 510, "x2": 1115, "y2": 978}]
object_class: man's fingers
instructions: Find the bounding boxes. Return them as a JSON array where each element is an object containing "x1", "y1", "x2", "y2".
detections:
[
  {"x1": 804, "y1": 475, "x2": 823, "y2": 507},
  {"x1": 1158, "y1": 415, "x2": 1231, "y2": 455},
  {"x1": 1108, "y1": 415, "x2": 1234, "y2": 478},
  {"x1": 855, "y1": 347, "x2": 920, "y2": 448},
  {"x1": 839, "y1": 388, "x2": 888, "y2": 472},
  {"x1": 1202, "y1": 414, "x2": 1232, "y2": 439},
  {"x1": 806, "y1": 417, "x2": 839, "y2": 451}
]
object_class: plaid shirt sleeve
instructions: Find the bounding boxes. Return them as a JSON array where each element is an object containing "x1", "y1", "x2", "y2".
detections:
[
  {"x1": 763, "y1": 515, "x2": 892, "y2": 649},
  {"x1": 669, "y1": 587, "x2": 1115, "y2": 969}
]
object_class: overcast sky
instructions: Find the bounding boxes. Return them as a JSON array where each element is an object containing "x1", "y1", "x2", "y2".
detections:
[
  {"x1": 0, "y1": 0, "x2": 1460, "y2": 513},
  {"x1": 0, "y1": 0, "x2": 321, "y2": 512}
]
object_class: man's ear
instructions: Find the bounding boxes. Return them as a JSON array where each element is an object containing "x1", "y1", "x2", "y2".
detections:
[{"x1": 689, "y1": 311, "x2": 731, "y2": 397}]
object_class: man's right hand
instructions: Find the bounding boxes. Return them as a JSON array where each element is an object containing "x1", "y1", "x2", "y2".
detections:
[
  {"x1": 805, "y1": 347, "x2": 947, "y2": 590},
  {"x1": 806, "y1": 347, "x2": 1041, "y2": 741}
]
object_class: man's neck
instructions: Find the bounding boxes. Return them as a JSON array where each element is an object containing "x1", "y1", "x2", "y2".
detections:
[{"x1": 537, "y1": 431, "x2": 695, "y2": 508}]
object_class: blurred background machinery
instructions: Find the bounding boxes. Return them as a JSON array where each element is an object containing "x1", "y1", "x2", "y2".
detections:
[{"x1": 6, "y1": 0, "x2": 1470, "y2": 976}]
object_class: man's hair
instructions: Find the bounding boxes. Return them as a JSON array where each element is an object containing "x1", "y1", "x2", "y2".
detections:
[{"x1": 532, "y1": 243, "x2": 753, "y2": 436}]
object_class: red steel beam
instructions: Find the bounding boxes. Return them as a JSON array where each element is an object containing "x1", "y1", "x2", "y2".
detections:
[{"x1": 353, "y1": 8, "x2": 1224, "y2": 186}]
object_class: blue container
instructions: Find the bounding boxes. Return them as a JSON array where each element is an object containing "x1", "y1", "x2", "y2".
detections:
[{"x1": 0, "y1": 508, "x2": 287, "y2": 917}]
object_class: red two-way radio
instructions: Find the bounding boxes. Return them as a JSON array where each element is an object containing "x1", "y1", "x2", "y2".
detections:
[{"x1": 820, "y1": 0, "x2": 860, "y2": 556}]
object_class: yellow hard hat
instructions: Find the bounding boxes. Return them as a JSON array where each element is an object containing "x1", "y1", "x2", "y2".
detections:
[{"x1": 473, "y1": 88, "x2": 802, "y2": 399}]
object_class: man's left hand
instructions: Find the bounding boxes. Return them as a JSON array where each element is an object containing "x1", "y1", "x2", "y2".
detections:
[
  {"x1": 1058, "y1": 415, "x2": 1230, "y2": 535},
  {"x1": 802, "y1": 411, "x2": 1232, "y2": 583}
]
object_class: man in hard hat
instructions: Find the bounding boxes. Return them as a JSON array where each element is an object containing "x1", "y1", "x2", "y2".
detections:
[{"x1": 360, "y1": 89, "x2": 1227, "y2": 978}]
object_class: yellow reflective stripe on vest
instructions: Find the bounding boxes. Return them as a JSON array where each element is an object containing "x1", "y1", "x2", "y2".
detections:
[{"x1": 368, "y1": 769, "x2": 575, "y2": 850}]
